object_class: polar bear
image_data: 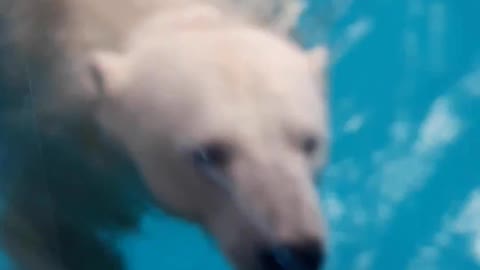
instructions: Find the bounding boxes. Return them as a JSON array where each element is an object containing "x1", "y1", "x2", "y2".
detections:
[{"x1": 0, "y1": 1, "x2": 330, "y2": 270}]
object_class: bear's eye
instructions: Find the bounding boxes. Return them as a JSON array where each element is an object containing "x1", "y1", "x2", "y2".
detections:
[
  {"x1": 301, "y1": 136, "x2": 318, "y2": 156},
  {"x1": 191, "y1": 143, "x2": 231, "y2": 169}
]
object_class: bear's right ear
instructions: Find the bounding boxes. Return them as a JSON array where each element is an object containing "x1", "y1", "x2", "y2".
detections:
[
  {"x1": 307, "y1": 46, "x2": 329, "y2": 74},
  {"x1": 88, "y1": 50, "x2": 126, "y2": 98},
  {"x1": 306, "y1": 46, "x2": 330, "y2": 97}
]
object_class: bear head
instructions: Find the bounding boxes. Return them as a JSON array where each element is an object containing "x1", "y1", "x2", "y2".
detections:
[{"x1": 89, "y1": 23, "x2": 329, "y2": 270}]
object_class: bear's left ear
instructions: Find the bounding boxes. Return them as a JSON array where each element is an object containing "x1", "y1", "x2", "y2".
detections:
[
  {"x1": 88, "y1": 50, "x2": 127, "y2": 98},
  {"x1": 306, "y1": 46, "x2": 329, "y2": 74}
]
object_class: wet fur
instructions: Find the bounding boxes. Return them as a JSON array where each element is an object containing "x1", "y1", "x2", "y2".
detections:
[{"x1": 0, "y1": 0, "x2": 306, "y2": 269}]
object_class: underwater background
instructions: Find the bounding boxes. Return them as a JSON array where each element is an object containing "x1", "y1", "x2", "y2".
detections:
[{"x1": 1, "y1": 0, "x2": 479, "y2": 269}]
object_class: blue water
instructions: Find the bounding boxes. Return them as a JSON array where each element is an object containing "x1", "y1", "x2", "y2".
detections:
[{"x1": 1, "y1": 0, "x2": 479, "y2": 269}]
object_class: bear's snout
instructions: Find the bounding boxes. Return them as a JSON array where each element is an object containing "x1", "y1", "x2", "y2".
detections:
[{"x1": 257, "y1": 239, "x2": 326, "y2": 270}]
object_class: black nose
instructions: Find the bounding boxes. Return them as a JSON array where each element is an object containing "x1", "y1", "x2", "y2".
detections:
[{"x1": 258, "y1": 240, "x2": 325, "y2": 270}]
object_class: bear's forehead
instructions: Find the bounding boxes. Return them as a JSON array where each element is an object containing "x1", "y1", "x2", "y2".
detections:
[
  {"x1": 127, "y1": 27, "x2": 319, "y2": 105},
  {"x1": 128, "y1": 26, "x2": 312, "y2": 88},
  {"x1": 123, "y1": 27, "x2": 326, "y2": 141}
]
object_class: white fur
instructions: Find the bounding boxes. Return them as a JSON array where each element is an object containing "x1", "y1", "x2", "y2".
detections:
[{"x1": 0, "y1": 1, "x2": 330, "y2": 269}]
